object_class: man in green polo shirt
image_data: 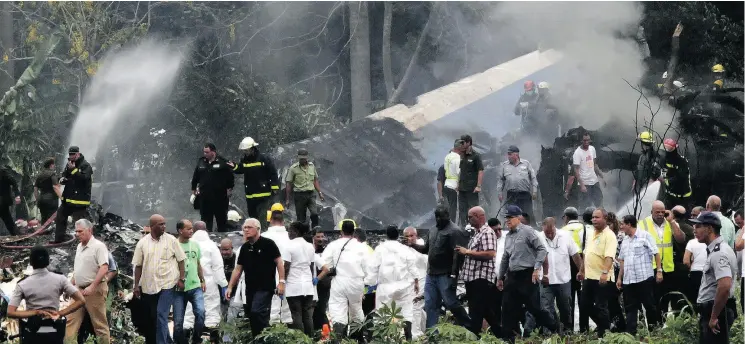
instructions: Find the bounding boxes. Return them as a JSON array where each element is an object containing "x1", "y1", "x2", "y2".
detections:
[
  {"x1": 173, "y1": 219, "x2": 206, "y2": 344},
  {"x1": 285, "y1": 149, "x2": 325, "y2": 228}
]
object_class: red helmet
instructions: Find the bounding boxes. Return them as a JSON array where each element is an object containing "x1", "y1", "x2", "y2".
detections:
[
  {"x1": 663, "y1": 138, "x2": 677, "y2": 147},
  {"x1": 524, "y1": 80, "x2": 535, "y2": 92}
]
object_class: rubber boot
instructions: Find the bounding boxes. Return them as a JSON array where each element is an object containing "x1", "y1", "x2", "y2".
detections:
[
  {"x1": 404, "y1": 321, "x2": 413, "y2": 341},
  {"x1": 332, "y1": 323, "x2": 347, "y2": 344}
]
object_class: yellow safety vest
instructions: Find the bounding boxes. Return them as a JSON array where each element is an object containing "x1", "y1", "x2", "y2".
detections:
[
  {"x1": 562, "y1": 221, "x2": 585, "y2": 254},
  {"x1": 640, "y1": 216, "x2": 674, "y2": 272},
  {"x1": 444, "y1": 153, "x2": 459, "y2": 181}
]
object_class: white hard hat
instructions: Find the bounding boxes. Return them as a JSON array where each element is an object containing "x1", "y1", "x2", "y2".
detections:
[
  {"x1": 227, "y1": 210, "x2": 241, "y2": 222},
  {"x1": 189, "y1": 194, "x2": 196, "y2": 205},
  {"x1": 672, "y1": 80, "x2": 684, "y2": 88},
  {"x1": 239, "y1": 137, "x2": 258, "y2": 150},
  {"x1": 662, "y1": 71, "x2": 668, "y2": 79},
  {"x1": 538, "y1": 81, "x2": 550, "y2": 89}
]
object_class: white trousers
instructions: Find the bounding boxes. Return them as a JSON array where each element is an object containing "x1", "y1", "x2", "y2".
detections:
[
  {"x1": 328, "y1": 276, "x2": 364, "y2": 325},
  {"x1": 375, "y1": 282, "x2": 414, "y2": 322}
]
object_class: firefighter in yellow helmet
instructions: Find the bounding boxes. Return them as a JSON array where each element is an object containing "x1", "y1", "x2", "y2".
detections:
[{"x1": 633, "y1": 131, "x2": 661, "y2": 195}]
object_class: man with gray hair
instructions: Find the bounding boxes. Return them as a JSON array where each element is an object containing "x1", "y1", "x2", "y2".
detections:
[
  {"x1": 65, "y1": 219, "x2": 111, "y2": 343},
  {"x1": 706, "y1": 195, "x2": 736, "y2": 249}
]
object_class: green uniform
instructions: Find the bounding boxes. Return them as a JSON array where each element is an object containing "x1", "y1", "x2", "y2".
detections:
[
  {"x1": 180, "y1": 241, "x2": 202, "y2": 291},
  {"x1": 287, "y1": 162, "x2": 320, "y2": 226}
]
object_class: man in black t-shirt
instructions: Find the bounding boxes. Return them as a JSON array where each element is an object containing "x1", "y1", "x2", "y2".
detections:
[
  {"x1": 226, "y1": 218, "x2": 286, "y2": 336},
  {"x1": 457, "y1": 135, "x2": 484, "y2": 227}
]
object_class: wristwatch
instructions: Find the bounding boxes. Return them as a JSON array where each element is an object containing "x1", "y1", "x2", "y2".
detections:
[
  {"x1": 601, "y1": 270, "x2": 609, "y2": 274},
  {"x1": 279, "y1": 279, "x2": 286, "y2": 284}
]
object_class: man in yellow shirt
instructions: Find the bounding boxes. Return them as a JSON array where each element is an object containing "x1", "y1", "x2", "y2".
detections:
[{"x1": 579, "y1": 208, "x2": 617, "y2": 337}]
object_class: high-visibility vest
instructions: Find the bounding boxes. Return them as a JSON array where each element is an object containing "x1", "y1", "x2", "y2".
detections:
[
  {"x1": 444, "y1": 153, "x2": 459, "y2": 181},
  {"x1": 640, "y1": 216, "x2": 674, "y2": 272},
  {"x1": 562, "y1": 221, "x2": 585, "y2": 254}
]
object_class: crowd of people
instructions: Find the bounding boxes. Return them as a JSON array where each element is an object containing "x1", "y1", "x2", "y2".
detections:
[{"x1": 2, "y1": 127, "x2": 744, "y2": 344}]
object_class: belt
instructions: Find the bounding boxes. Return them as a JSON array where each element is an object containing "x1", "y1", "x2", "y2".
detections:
[
  {"x1": 664, "y1": 189, "x2": 692, "y2": 198},
  {"x1": 294, "y1": 190, "x2": 314, "y2": 193},
  {"x1": 507, "y1": 190, "x2": 530, "y2": 194}
]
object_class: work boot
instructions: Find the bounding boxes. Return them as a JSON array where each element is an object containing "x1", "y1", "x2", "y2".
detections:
[
  {"x1": 332, "y1": 323, "x2": 348, "y2": 343},
  {"x1": 404, "y1": 321, "x2": 412, "y2": 341}
]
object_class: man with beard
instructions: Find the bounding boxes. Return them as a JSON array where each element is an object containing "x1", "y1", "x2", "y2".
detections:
[
  {"x1": 54, "y1": 146, "x2": 92, "y2": 243},
  {"x1": 191, "y1": 143, "x2": 235, "y2": 232},
  {"x1": 408, "y1": 206, "x2": 471, "y2": 329},
  {"x1": 228, "y1": 137, "x2": 279, "y2": 226}
]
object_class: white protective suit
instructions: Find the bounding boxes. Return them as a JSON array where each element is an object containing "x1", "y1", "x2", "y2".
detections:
[
  {"x1": 262, "y1": 225, "x2": 293, "y2": 325},
  {"x1": 364, "y1": 239, "x2": 418, "y2": 322},
  {"x1": 408, "y1": 238, "x2": 428, "y2": 338},
  {"x1": 184, "y1": 230, "x2": 229, "y2": 329},
  {"x1": 322, "y1": 237, "x2": 368, "y2": 325}
]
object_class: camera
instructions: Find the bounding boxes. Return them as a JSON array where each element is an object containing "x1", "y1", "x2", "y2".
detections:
[{"x1": 327, "y1": 267, "x2": 337, "y2": 277}]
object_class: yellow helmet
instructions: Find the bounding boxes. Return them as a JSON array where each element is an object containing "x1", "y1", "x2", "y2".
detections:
[
  {"x1": 638, "y1": 131, "x2": 654, "y2": 144},
  {"x1": 266, "y1": 203, "x2": 285, "y2": 221},
  {"x1": 713, "y1": 79, "x2": 724, "y2": 88},
  {"x1": 338, "y1": 219, "x2": 357, "y2": 230},
  {"x1": 711, "y1": 64, "x2": 725, "y2": 73}
]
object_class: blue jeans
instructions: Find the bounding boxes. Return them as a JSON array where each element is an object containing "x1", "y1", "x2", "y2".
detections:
[
  {"x1": 423, "y1": 274, "x2": 470, "y2": 329},
  {"x1": 155, "y1": 288, "x2": 176, "y2": 344},
  {"x1": 173, "y1": 288, "x2": 206, "y2": 344}
]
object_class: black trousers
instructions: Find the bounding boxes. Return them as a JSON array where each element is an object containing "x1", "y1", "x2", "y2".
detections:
[
  {"x1": 54, "y1": 203, "x2": 87, "y2": 242},
  {"x1": 242, "y1": 289, "x2": 273, "y2": 337},
  {"x1": 19, "y1": 316, "x2": 66, "y2": 344},
  {"x1": 313, "y1": 282, "x2": 331, "y2": 330},
  {"x1": 199, "y1": 195, "x2": 229, "y2": 232},
  {"x1": 140, "y1": 292, "x2": 160, "y2": 344},
  {"x1": 246, "y1": 196, "x2": 271, "y2": 226},
  {"x1": 622, "y1": 277, "x2": 660, "y2": 335},
  {"x1": 457, "y1": 191, "x2": 479, "y2": 228},
  {"x1": 569, "y1": 259, "x2": 582, "y2": 330},
  {"x1": 505, "y1": 191, "x2": 533, "y2": 224},
  {"x1": 502, "y1": 270, "x2": 556, "y2": 342},
  {"x1": 579, "y1": 183, "x2": 603, "y2": 209},
  {"x1": 608, "y1": 269, "x2": 625, "y2": 332},
  {"x1": 654, "y1": 271, "x2": 685, "y2": 315},
  {"x1": 465, "y1": 279, "x2": 501, "y2": 337},
  {"x1": 685, "y1": 271, "x2": 703, "y2": 309},
  {"x1": 287, "y1": 295, "x2": 315, "y2": 336},
  {"x1": 293, "y1": 191, "x2": 318, "y2": 228},
  {"x1": 443, "y1": 187, "x2": 458, "y2": 223},
  {"x1": 0, "y1": 203, "x2": 16, "y2": 235},
  {"x1": 38, "y1": 198, "x2": 58, "y2": 224},
  {"x1": 698, "y1": 300, "x2": 734, "y2": 344},
  {"x1": 579, "y1": 279, "x2": 610, "y2": 337}
]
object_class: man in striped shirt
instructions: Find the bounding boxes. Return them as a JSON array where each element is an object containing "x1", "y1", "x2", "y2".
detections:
[
  {"x1": 616, "y1": 215, "x2": 662, "y2": 335},
  {"x1": 132, "y1": 214, "x2": 186, "y2": 344}
]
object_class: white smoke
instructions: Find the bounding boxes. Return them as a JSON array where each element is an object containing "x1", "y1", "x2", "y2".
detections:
[{"x1": 68, "y1": 39, "x2": 184, "y2": 159}]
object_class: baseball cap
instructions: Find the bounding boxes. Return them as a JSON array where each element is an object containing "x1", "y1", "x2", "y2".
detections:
[
  {"x1": 504, "y1": 205, "x2": 523, "y2": 218},
  {"x1": 297, "y1": 149, "x2": 309, "y2": 158},
  {"x1": 507, "y1": 145, "x2": 520, "y2": 153},
  {"x1": 689, "y1": 212, "x2": 721, "y2": 227},
  {"x1": 68, "y1": 146, "x2": 80, "y2": 154}
]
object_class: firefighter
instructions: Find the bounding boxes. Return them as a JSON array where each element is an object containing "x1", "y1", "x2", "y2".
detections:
[
  {"x1": 632, "y1": 132, "x2": 661, "y2": 197},
  {"x1": 54, "y1": 146, "x2": 92, "y2": 244},
  {"x1": 514, "y1": 81, "x2": 540, "y2": 131},
  {"x1": 228, "y1": 137, "x2": 279, "y2": 226},
  {"x1": 191, "y1": 143, "x2": 235, "y2": 232},
  {"x1": 660, "y1": 138, "x2": 692, "y2": 210}
]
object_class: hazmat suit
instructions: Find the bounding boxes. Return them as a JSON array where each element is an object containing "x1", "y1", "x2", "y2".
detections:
[
  {"x1": 322, "y1": 237, "x2": 368, "y2": 330},
  {"x1": 263, "y1": 225, "x2": 293, "y2": 325},
  {"x1": 408, "y1": 238, "x2": 428, "y2": 338},
  {"x1": 365, "y1": 239, "x2": 419, "y2": 337},
  {"x1": 184, "y1": 230, "x2": 229, "y2": 331}
]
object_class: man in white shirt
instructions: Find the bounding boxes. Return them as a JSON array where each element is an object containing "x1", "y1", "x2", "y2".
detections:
[
  {"x1": 284, "y1": 221, "x2": 319, "y2": 336},
  {"x1": 537, "y1": 217, "x2": 583, "y2": 333},
  {"x1": 262, "y1": 211, "x2": 293, "y2": 325},
  {"x1": 317, "y1": 220, "x2": 368, "y2": 339},
  {"x1": 566, "y1": 133, "x2": 605, "y2": 209},
  {"x1": 443, "y1": 140, "x2": 464, "y2": 223},
  {"x1": 403, "y1": 227, "x2": 428, "y2": 339},
  {"x1": 366, "y1": 226, "x2": 419, "y2": 340}
]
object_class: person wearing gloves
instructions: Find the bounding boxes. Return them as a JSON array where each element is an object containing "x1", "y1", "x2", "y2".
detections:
[
  {"x1": 183, "y1": 221, "x2": 229, "y2": 341},
  {"x1": 317, "y1": 219, "x2": 368, "y2": 340},
  {"x1": 262, "y1": 210, "x2": 293, "y2": 326},
  {"x1": 285, "y1": 221, "x2": 322, "y2": 336},
  {"x1": 365, "y1": 225, "x2": 419, "y2": 341},
  {"x1": 403, "y1": 227, "x2": 428, "y2": 339}
]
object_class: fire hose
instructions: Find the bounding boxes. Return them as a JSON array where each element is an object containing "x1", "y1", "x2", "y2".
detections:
[{"x1": 0, "y1": 211, "x2": 76, "y2": 249}]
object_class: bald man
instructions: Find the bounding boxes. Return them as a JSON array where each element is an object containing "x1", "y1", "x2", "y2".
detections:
[
  {"x1": 456, "y1": 206, "x2": 500, "y2": 337},
  {"x1": 403, "y1": 227, "x2": 427, "y2": 339},
  {"x1": 219, "y1": 239, "x2": 237, "y2": 321},
  {"x1": 132, "y1": 214, "x2": 186, "y2": 344},
  {"x1": 638, "y1": 201, "x2": 686, "y2": 315},
  {"x1": 706, "y1": 195, "x2": 736, "y2": 249}
]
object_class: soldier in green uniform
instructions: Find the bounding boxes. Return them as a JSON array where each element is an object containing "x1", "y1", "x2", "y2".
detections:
[{"x1": 285, "y1": 149, "x2": 325, "y2": 228}]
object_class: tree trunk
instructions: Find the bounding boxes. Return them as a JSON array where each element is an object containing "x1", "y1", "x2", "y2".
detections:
[
  {"x1": 387, "y1": 2, "x2": 438, "y2": 107},
  {"x1": 348, "y1": 1, "x2": 371, "y2": 121},
  {"x1": 0, "y1": 2, "x2": 14, "y2": 91},
  {"x1": 382, "y1": 2, "x2": 394, "y2": 100}
]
